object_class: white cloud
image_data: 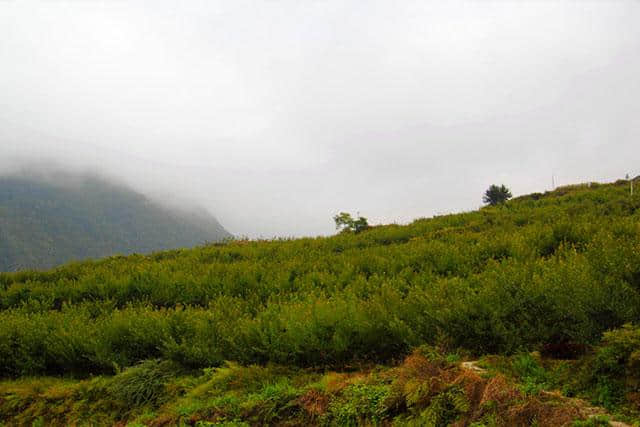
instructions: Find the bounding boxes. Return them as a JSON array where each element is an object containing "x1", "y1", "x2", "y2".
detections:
[{"x1": 1, "y1": 0, "x2": 639, "y2": 236}]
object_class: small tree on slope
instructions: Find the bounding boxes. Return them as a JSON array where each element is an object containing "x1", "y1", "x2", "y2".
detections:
[
  {"x1": 334, "y1": 212, "x2": 369, "y2": 233},
  {"x1": 483, "y1": 184, "x2": 512, "y2": 206}
]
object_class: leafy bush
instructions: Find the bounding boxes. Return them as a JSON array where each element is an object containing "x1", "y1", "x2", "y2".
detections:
[
  {"x1": 510, "y1": 354, "x2": 548, "y2": 395},
  {"x1": 326, "y1": 383, "x2": 391, "y2": 425},
  {"x1": 333, "y1": 212, "x2": 370, "y2": 234},
  {"x1": 107, "y1": 359, "x2": 179, "y2": 407},
  {"x1": 581, "y1": 324, "x2": 640, "y2": 408},
  {"x1": 420, "y1": 386, "x2": 469, "y2": 427}
]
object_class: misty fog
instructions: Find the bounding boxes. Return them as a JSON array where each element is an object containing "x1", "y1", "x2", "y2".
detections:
[{"x1": 1, "y1": 1, "x2": 639, "y2": 237}]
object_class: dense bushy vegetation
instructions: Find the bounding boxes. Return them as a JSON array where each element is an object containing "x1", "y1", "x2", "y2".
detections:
[
  {"x1": 1, "y1": 180, "x2": 640, "y2": 424},
  {"x1": 0, "y1": 174, "x2": 231, "y2": 271},
  {"x1": 1, "y1": 180, "x2": 639, "y2": 377}
]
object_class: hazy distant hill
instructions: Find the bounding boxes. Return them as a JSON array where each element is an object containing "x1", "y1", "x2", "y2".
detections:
[{"x1": 0, "y1": 174, "x2": 231, "y2": 271}]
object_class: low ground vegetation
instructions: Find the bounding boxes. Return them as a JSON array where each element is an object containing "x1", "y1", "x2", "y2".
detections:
[{"x1": 0, "y1": 345, "x2": 636, "y2": 426}]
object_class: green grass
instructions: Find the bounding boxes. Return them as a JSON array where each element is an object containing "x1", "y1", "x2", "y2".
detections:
[{"x1": 1, "y1": 179, "x2": 640, "y2": 424}]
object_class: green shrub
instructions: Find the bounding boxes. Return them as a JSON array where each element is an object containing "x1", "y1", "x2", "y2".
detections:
[
  {"x1": 511, "y1": 354, "x2": 548, "y2": 395},
  {"x1": 420, "y1": 386, "x2": 469, "y2": 427},
  {"x1": 581, "y1": 324, "x2": 640, "y2": 408},
  {"x1": 107, "y1": 359, "x2": 179, "y2": 407},
  {"x1": 326, "y1": 383, "x2": 391, "y2": 426}
]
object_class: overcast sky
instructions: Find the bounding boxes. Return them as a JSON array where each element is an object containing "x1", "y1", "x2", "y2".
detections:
[{"x1": 1, "y1": 1, "x2": 639, "y2": 237}]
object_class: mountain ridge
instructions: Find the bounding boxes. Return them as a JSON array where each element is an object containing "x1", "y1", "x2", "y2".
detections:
[{"x1": 0, "y1": 173, "x2": 231, "y2": 271}]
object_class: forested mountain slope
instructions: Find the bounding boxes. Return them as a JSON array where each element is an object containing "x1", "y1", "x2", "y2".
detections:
[
  {"x1": 1, "y1": 180, "x2": 639, "y2": 425},
  {"x1": 0, "y1": 174, "x2": 231, "y2": 271}
]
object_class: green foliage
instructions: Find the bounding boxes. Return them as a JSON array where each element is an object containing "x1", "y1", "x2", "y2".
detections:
[
  {"x1": 510, "y1": 354, "x2": 549, "y2": 395},
  {"x1": 580, "y1": 323, "x2": 640, "y2": 409},
  {"x1": 483, "y1": 184, "x2": 512, "y2": 206},
  {"x1": 0, "y1": 180, "x2": 639, "y2": 392},
  {"x1": 107, "y1": 359, "x2": 178, "y2": 407},
  {"x1": 333, "y1": 212, "x2": 370, "y2": 234},
  {"x1": 325, "y1": 383, "x2": 391, "y2": 425},
  {"x1": 594, "y1": 324, "x2": 640, "y2": 379},
  {"x1": 572, "y1": 415, "x2": 611, "y2": 426},
  {"x1": 0, "y1": 175, "x2": 231, "y2": 271},
  {"x1": 420, "y1": 386, "x2": 469, "y2": 427}
]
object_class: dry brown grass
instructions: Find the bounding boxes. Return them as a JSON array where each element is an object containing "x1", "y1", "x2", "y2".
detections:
[{"x1": 299, "y1": 389, "x2": 330, "y2": 416}]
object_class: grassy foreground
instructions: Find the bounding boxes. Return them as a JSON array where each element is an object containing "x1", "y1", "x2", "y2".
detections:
[{"x1": 1, "y1": 180, "x2": 640, "y2": 425}]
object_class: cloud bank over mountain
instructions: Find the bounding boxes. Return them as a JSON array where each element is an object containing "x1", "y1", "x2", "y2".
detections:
[{"x1": 1, "y1": 1, "x2": 639, "y2": 236}]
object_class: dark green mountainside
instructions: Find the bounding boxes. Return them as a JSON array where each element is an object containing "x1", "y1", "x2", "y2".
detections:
[{"x1": 0, "y1": 174, "x2": 231, "y2": 271}]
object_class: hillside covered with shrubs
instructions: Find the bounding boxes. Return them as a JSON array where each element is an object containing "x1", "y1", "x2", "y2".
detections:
[
  {"x1": 0, "y1": 174, "x2": 231, "y2": 272},
  {"x1": 1, "y1": 180, "x2": 640, "y2": 425}
]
